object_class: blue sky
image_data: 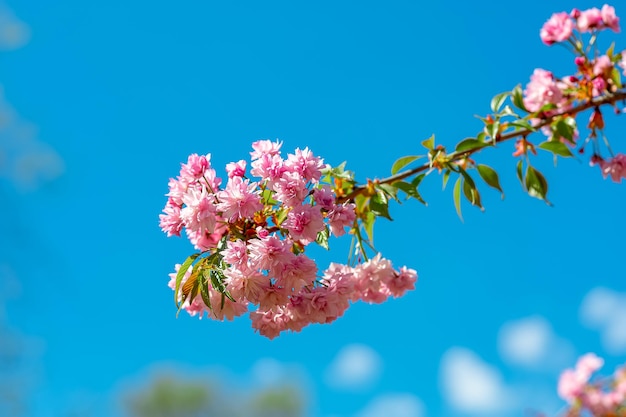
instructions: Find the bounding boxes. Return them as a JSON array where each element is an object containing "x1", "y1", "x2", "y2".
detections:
[{"x1": 1, "y1": 1, "x2": 625, "y2": 416}]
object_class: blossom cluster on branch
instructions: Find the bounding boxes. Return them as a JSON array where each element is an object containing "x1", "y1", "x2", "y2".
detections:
[
  {"x1": 160, "y1": 5, "x2": 624, "y2": 343},
  {"x1": 159, "y1": 141, "x2": 416, "y2": 339},
  {"x1": 557, "y1": 353, "x2": 626, "y2": 416}
]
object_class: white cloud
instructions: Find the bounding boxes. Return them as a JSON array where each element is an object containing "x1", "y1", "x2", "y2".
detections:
[
  {"x1": 0, "y1": 5, "x2": 30, "y2": 50},
  {"x1": 440, "y1": 347, "x2": 514, "y2": 413},
  {"x1": 356, "y1": 393, "x2": 424, "y2": 417},
  {"x1": 581, "y1": 287, "x2": 626, "y2": 354},
  {"x1": 0, "y1": 88, "x2": 64, "y2": 190},
  {"x1": 498, "y1": 316, "x2": 574, "y2": 370},
  {"x1": 325, "y1": 344, "x2": 382, "y2": 390}
]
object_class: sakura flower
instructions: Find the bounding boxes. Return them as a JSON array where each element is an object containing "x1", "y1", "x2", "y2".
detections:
[
  {"x1": 180, "y1": 187, "x2": 217, "y2": 233},
  {"x1": 250, "y1": 139, "x2": 282, "y2": 160},
  {"x1": 283, "y1": 205, "x2": 325, "y2": 244},
  {"x1": 327, "y1": 203, "x2": 357, "y2": 237},
  {"x1": 385, "y1": 266, "x2": 418, "y2": 298},
  {"x1": 180, "y1": 153, "x2": 210, "y2": 180},
  {"x1": 601, "y1": 4, "x2": 620, "y2": 32},
  {"x1": 593, "y1": 55, "x2": 613, "y2": 76},
  {"x1": 313, "y1": 185, "x2": 335, "y2": 210},
  {"x1": 159, "y1": 202, "x2": 183, "y2": 237},
  {"x1": 272, "y1": 171, "x2": 309, "y2": 207},
  {"x1": 599, "y1": 153, "x2": 626, "y2": 182},
  {"x1": 285, "y1": 147, "x2": 325, "y2": 182},
  {"x1": 523, "y1": 69, "x2": 566, "y2": 112},
  {"x1": 226, "y1": 159, "x2": 247, "y2": 178},
  {"x1": 540, "y1": 12, "x2": 574, "y2": 45},
  {"x1": 577, "y1": 7, "x2": 603, "y2": 32},
  {"x1": 216, "y1": 176, "x2": 263, "y2": 222},
  {"x1": 250, "y1": 306, "x2": 292, "y2": 340}
]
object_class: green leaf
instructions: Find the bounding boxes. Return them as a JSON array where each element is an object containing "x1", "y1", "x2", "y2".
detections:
[
  {"x1": 411, "y1": 173, "x2": 426, "y2": 187},
  {"x1": 369, "y1": 192, "x2": 392, "y2": 221},
  {"x1": 315, "y1": 226, "x2": 330, "y2": 250},
  {"x1": 363, "y1": 211, "x2": 376, "y2": 244},
  {"x1": 391, "y1": 155, "x2": 424, "y2": 175},
  {"x1": 200, "y1": 270, "x2": 213, "y2": 312},
  {"x1": 538, "y1": 140, "x2": 574, "y2": 158},
  {"x1": 516, "y1": 160, "x2": 524, "y2": 188},
  {"x1": 421, "y1": 134, "x2": 435, "y2": 151},
  {"x1": 462, "y1": 178, "x2": 483, "y2": 210},
  {"x1": 512, "y1": 84, "x2": 527, "y2": 112},
  {"x1": 378, "y1": 183, "x2": 399, "y2": 201},
  {"x1": 611, "y1": 67, "x2": 622, "y2": 89},
  {"x1": 525, "y1": 166, "x2": 551, "y2": 204},
  {"x1": 453, "y1": 177, "x2": 463, "y2": 222},
  {"x1": 476, "y1": 164, "x2": 504, "y2": 197},
  {"x1": 553, "y1": 118, "x2": 576, "y2": 143},
  {"x1": 508, "y1": 120, "x2": 535, "y2": 131},
  {"x1": 455, "y1": 138, "x2": 488, "y2": 153},
  {"x1": 442, "y1": 170, "x2": 451, "y2": 190},
  {"x1": 491, "y1": 91, "x2": 510, "y2": 112},
  {"x1": 175, "y1": 253, "x2": 200, "y2": 307}
]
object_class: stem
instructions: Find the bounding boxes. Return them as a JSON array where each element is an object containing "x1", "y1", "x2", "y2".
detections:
[{"x1": 338, "y1": 90, "x2": 626, "y2": 203}]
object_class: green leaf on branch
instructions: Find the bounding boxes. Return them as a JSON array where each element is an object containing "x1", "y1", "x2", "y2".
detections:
[
  {"x1": 538, "y1": 140, "x2": 574, "y2": 158},
  {"x1": 453, "y1": 177, "x2": 463, "y2": 222},
  {"x1": 491, "y1": 91, "x2": 510, "y2": 112},
  {"x1": 364, "y1": 211, "x2": 376, "y2": 244},
  {"x1": 442, "y1": 170, "x2": 450, "y2": 190},
  {"x1": 175, "y1": 253, "x2": 200, "y2": 308},
  {"x1": 421, "y1": 135, "x2": 435, "y2": 151},
  {"x1": 476, "y1": 164, "x2": 504, "y2": 198},
  {"x1": 508, "y1": 120, "x2": 535, "y2": 131},
  {"x1": 369, "y1": 192, "x2": 392, "y2": 220},
  {"x1": 462, "y1": 177, "x2": 483, "y2": 210},
  {"x1": 512, "y1": 85, "x2": 527, "y2": 112},
  {"x1": 378, "y1": 183, "x2": 400, "y2": 202},
  {"x1": 455, "y1": 138, "x2": 489, "y2": 153},
  {"x1": 200, "y1": 270, "x2": 213, "y2": 312},
  {"x1": 392, "y1": 180, "x2": 427, "y2": 205},
  {"x1": 391, "y1": 155, "x2": 424, "y2": 175},
  {"x1": 553, "y1": 117, "x2": 576, "y2": 144},
  {"x1": 315, "y1": 226, "x2": 330, "y2": 250},
  {"x1": 525, "y1": 165, "x2": 551, "y2": 205}
]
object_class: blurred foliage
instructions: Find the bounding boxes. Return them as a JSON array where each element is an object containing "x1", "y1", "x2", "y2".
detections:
[{"x1": 123, "y1": 373, "x2": 305, "y2": 417}]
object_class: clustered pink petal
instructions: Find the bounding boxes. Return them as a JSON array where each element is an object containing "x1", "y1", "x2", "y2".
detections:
[
  {"x1": 523, "y1": 69, "x2": 566, "y2": 112},
  {"x1": 540, "y1": 12, "x2": 574, "y2": 45},
  {"x1": 578, "y1": 7, "x2": 603, "y2": 32},
  {"x1": 599, "y1": 154, "x2": 626, "y2": 182},
  {"x1": 161, "y1": 142, "x2": 417, "y2": 338},
  {"x1": 601, "y1": 4, "x2": 620, "y2": 32}
]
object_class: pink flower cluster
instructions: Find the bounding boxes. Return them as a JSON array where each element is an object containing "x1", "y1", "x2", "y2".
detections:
[
  {"x1": 591, "y1": 153, "x2": 626, "y2": 183},
  {"x1": 541, "y1": 5, "x2": 620, "y2": 45},
  {"x1": 558, "y1": 353, "x2": 626, "y2": 416},
  {"x1": 160, "y1": 140, "x2": 417, "y2": 338}
]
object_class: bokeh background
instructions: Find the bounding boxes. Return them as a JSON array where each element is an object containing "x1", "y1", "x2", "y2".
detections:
[{"x1": 1, "y1": 1, "x2": 625, "y2": 416}]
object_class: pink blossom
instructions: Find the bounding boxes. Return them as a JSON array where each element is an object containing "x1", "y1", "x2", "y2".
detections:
[
  {"x1": 275, "y1": 254, "x2": 318, "y2": 292},
  {"x1": 247, "y1": 235, "x2": 292, "y2": 272},
  {"x1": 601, "y1": 4, "x2": 620, "y2": 32},
  {"x1": 313, "y1": 185, "x2": 335, "y2": 210},
  {"x1": 540, "y1": 12, "x2": 574, "y2": 45},
  {"x1": 593, "y1": 55, "x2": 613, "y2": 76},
  {"x1": 250, "y1": 139, "x2": 282, "y2": 160},
  {"x1": 523, "y1": 69, "x2": 565, "y2": 112},
  {"x1": 327, "y1": 203, "x2": 357, "y2": 237},
  {"x1": 558, "y1": 369, "x2": 588, "y2": 401},
  {"x1": 250, "y1": 307, "x2": 291, "y2": 339},
  {"x1": 592, "y1": 77, "x2": 607, "y2": 96},
  {"x1": 166, "y1": 177, "x2": 188, "y2": 206},
  {"x1": 226, "y1": 159, "x2": 247, "y2": 178},
  {"x1": 385, "y1": 266, "x2": 418, "y2": 298},
  {"x1": 186, "y1": 223, "x2": 227, "y2": 251},
  {"x1": 223, "y1": 267, "x2": 266, "y2": 304},
  {"x1": 257, "y1": 285, "x2": 290, "y2": 311},
  {"x1": 159, "y1": 203, "x2": 184, "y2": 237},
  {"x1": 250, "y1": 153, "x2": 286, "y2": 186},
  {"x1": 290, "y1": 286, "x2": 348, "y2": 325},
  {"x1": 272, "y1": 171, "x2": 309, "y2": 207},
  {"x1": 576, "y1": 353, "x2": 604, "y2": 379},
  {"x1": 208, "y1": 290, "x2": 248, "y2": 321},
  {"x1": 222, "y1": 240, "x2": 251, "y2": 274},
  {"x1": 285, "y1": 147, "x2": 325, "y2": 182},
  {"x1": 577, "y1": 7, "x2": 603, "y2": 32},
  {"x1": 180, "y1": 187, "x2": 217, "y2": 233},
  {"x1": 180, "y1": 153, "x2": 210, "y2": 180},
  {"x1": 216, "y1": 176, "x2": 263, "y2": 222},
  {"x1": 322, "y1": 263, "x2": 358, "y2": 302},
  {"x1": 599, "y1": 154, "x2": 626, "y2": 182},
  {"x1": 354, "y1": 254, "x2": 395, "y2": 304},
  {"x1": 283, "y1": 205, "x2": 325, "y2": 244}
]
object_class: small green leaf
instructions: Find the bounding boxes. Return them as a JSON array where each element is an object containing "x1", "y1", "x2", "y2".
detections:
[
  {"x1": 525, "y1": 166, "x2": 551, "y2": 204},
  {"x1": 391, "y1": 155, "x2": 424, "y2": 175},
  {"x1": 453, "y1": 177, "x2": 463, "y2": 222},
  {"x1": 200, "y1": 270, "x2": 213, "y2": 311},
  {"x1": 442, "y1": 170, "x2": 451, "y2": 190},
  {"x1": 175, "y1": 253, "x2": 200, "y2": 307},
  {"x1": 455, "y1": 138, "x2": 488, "y2": 153},
  {"x1": 364, "y1": 211, "x2": 375, "y2": 244},
  {"x1": 554, "y1": 118, "x2": 576, "y2": 143},
  {"x1": 538, "y1": 140, "x2": 574, "y2": 158},
  {"x1": 378, "y1": 183, "x2": 400, "y2": 201},
  {"x1": 476, "y1": 164, "x2": 504, "y2": 197},
  {"x1": 508, "y1": 120, "x2": 535, "y2": 131},
  {"x1": 611, "y1": 67, "x2": 622, "y2": 89},
  {"x1": 421, "y1": 134, "x2": 435, "y2": 151},
  {"x1": 462, "y1": 178, "x2": 483, "y2": 209},
  {"x1": 491, "y1": 91, "x2": 510, "y2": 112},
  {"x1": 512, "y1": 85, "x2": 527, "y2": 112},
  {"x1": 411, "y1": 173, "x2": 426, "y2": 187},
  {"x1": 369, "y1": 192, "x2": 393, "y2": 220},
  {"x1": 315, "y1": 227, "x2": 330, "y2": 250}
]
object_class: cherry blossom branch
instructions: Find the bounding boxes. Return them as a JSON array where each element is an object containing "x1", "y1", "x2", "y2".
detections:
[{"x1": 339, "y1": 89, "x2": 626, "y2": 204}]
